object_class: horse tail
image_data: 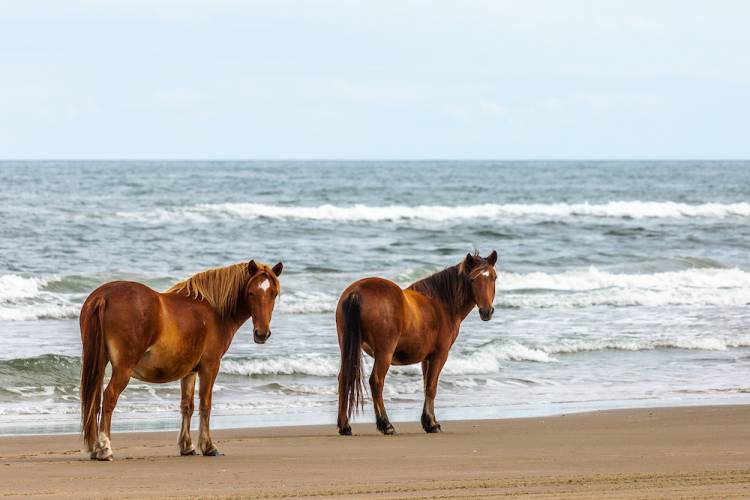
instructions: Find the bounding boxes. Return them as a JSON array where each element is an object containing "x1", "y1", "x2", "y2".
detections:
[
  {"x1": 339, "y1": 292, "x2": 365, "y2": 420},
  {"x1": 80, "y1": 296, "x2": 107, "y2": 452}
]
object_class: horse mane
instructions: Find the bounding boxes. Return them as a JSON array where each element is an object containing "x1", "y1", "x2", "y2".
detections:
[
  {"x1": 407, "y1": 255, "x2": 476, "y2": 314},
  {"x1": 165, "y1": 262, "x2": 278, "y2": 318}
]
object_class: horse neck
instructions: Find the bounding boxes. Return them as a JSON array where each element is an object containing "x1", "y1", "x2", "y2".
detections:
[
  {"x1": 448, "y1": 288, "x2": 476, "y2": 325},
  {"x1": 454, "y1": 294, "x2": 477, "y2": 322},
  {"x1": 225, "y1": 298, "x2": 252, "y2": 334},
  {"x1": 411, "y1": 266, "x2": 476, "y2": 323}
]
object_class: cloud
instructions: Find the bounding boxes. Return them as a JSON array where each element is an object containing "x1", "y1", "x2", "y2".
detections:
[
  {"x1": 153, "y1": 87, "x2": 202, "y2": 107},
  {"x1": 541, "y1": 94, "x2": 663, "y2": 114},
  {"x1": 444, "y1": 100, "x2": 511, "y2": 121},
  {"x1": 329, "y1": 79, "x2": 421, "y2": 103},
  {"x1": 479, "y1": 100, "x2": 510, "y2": 119}
]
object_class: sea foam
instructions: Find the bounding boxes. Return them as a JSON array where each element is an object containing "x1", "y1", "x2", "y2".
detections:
[{"x1": 117, "y1": 201, "x2": 750, "y2": 223}]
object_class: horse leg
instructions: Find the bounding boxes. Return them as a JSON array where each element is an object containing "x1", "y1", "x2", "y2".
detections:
[
  {"x1": 178, "y1": 372, "x2": 197, "y2": 456},
  {"x1": 197, "y1": 364, "x2": 222, "y2": 456},
  {"x1": 421, "y1": 354, "x2": 447, "y2": 433},
  {"x1": 370, "y1": 353, "x2": 395, "y2": 435},
  {"x1": 94, "y1": 366, "x2": 131, "y2": 460},
  {"x1": 337, "y1": 371, "x2": 352, "y2": 435}
]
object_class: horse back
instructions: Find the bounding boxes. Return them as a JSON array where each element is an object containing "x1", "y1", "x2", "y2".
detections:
[{"x1": 337, "y1": 277, "x2": 445, "y2": 362}]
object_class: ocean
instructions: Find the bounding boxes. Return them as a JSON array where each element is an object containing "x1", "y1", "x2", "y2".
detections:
[{"x1": 0, "y1": 160, "x2": 749, "y2": 435}]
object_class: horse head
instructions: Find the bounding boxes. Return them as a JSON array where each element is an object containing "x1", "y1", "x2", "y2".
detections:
[
  {"x1": 464, "y1": 250, "x2": 498, "y2": 321},
  {"x1": 245, "y1": 260, "x2": 283, "y2": 343}
]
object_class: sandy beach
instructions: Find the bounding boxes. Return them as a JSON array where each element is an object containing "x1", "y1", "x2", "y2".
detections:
[{"x1": 0, "y1": 405, "x2": 748, "y2": 498}]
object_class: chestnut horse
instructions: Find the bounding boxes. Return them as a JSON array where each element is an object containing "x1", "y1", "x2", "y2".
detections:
[
  {"x1": 80, "y1": 260, "x2": 283, "y2": 460},
  {"x1": 336, "y1": 251, "x2": 497, "y2": 435}
]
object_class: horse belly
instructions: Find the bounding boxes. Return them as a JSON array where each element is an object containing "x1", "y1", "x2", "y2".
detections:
[
  {"x1": 132, "y1": 337, "x2": 203, "y2": 383},
  {"x1": 391, "y1": 344, "x2": 430, "y2": 365}
]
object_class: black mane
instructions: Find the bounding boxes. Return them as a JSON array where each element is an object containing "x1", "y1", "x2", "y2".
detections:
[{"x1": 407, "y1": 264, "x2": 473, "y2": 314}]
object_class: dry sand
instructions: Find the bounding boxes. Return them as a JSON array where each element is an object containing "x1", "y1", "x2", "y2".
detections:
[{"x1": 1, "y1": 405, "x2": 749, "y2": 499}]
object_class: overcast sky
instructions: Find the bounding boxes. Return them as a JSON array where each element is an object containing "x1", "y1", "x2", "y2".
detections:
[{"x1": 1, "y1": 1, "x2": 748, "y2": 159}]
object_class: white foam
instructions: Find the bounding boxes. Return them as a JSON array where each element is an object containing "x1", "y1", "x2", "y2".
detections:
[
  {"x1": 0, "y1": 303, "x2": 79, "y2": 321},
  {"x1": 444, "y1": 342, "x2": 557, "y2": 374},
  {"x1": 117, "y1": 201, "x2": 750, "y2": 223},
  {"x1": 220, "y1": 355, "x2": 339, "y2": 377},
  {"x1": 0, "y1": 275, "x2": 46, "y2": 303},
  {"x1": 276, "y1": 291, "x2": 337, "y2": 314},
  {"x1": 0, "y1": 274, "x2": 81, "y2": 321},
  {"x1": 272, "y1": 268, "x2": 750, "y2": 315},
  {"x1": 543, "y1": 335, "x2": 750, "y2": 354},
  {"x1": 498, "y1": 267, "x2": 750, "y2": 308},
  {"x1": 499, "y1": 266, "x2": 750, "y2": 291}
]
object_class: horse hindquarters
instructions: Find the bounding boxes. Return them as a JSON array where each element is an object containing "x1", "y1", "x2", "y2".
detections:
[
  {"x1": 79, "y1": 282, "x2": 156, "y2": 460},
  {"x1": 80, "y1": 296, "x2": 108, "y2": 454},
  {"x1": 336, "y1": 292, "x2": 365, "y2": 435},
  {"x1": 337, "y1": 280, "x2": 403, "y2": 435}
]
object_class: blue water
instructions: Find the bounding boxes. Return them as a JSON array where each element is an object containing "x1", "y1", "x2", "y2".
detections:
[{"x1": 0, "y1": 161, "x2": 749, "y2": 435}]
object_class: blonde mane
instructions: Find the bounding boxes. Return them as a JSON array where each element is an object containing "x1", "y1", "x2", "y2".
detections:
[{"x1": 166, "y1": 262, "x2": 279, "y2": 318}]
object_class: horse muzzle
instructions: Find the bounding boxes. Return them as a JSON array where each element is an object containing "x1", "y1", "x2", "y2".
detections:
[
  {"x1": 479, "y1": 307, "x2": 494, "y2": 321},
  {"x1": 253, "y1": 329, "x2": 271, "y2": 344}
]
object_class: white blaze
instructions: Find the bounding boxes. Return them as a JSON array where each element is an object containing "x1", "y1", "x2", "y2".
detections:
[
  {"x1": 258, "y1": 279, "x2": 270, "y2": 291},
  {"x1": 481, "y1": 271, "x2": 490, "y2": 277}
]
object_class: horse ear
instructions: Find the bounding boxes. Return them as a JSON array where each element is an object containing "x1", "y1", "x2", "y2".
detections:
[
  {"x1": 272, "y1": 262, "x2": 283, "y2": 277},
  {"x1": 247, "y1": 260, "x2": 259, "y2": 276},
  {"x1": 487, "y1": 250, "x2": 498, "y2": 266},
  {"x1": 464, "y1": 252, "x2": 476, "y2": 270}
]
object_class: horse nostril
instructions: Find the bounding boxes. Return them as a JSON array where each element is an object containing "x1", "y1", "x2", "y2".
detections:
[{"x1": 253, "y1": 329, "x2": 270, "y2": 342}]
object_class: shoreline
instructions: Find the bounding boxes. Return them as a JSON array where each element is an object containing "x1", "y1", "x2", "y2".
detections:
[
  {"x1": 2, "y1": 397, "x2": 747, "y2": 438},
  {"x1": 1, "y1": 404, "x2": 749, "y2": 498}
]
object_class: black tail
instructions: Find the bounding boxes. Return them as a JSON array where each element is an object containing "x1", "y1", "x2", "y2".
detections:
[
  {"x1": 80, "y1": 296, "x2": 107, "y2": 452},
  {"x1": 339, "y1": 293, "x2": 365, "y2": 421}
]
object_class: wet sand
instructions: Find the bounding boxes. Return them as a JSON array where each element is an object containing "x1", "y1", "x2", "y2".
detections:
[{"x1": 1, "y1": 405, "x2": 749, "y2": 498}]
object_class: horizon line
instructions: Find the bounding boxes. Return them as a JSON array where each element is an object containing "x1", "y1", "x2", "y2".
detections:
[{"x1": 1, "y1": 158, "x2": 749, "y2": 163}]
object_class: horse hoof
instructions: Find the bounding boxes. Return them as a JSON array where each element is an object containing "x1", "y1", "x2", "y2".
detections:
[
  {"x1": 203, "y1": 449, "x2": 224, "y2": 457},
  {"x1": 426, "y1": 424, "x2": 442, "y2": 434},
  {"x1": 180, "y1": 449, "x2": 198, "y2": 456},
  {"x1": 383, "y1": 425, "x2": 396, "y2": 436},
  {"x1": 338, "y1": 426, "x2": 352, "y2": 436},
  {"x1": 95, "y1": 450, "x2": 113, "y2": 461}
]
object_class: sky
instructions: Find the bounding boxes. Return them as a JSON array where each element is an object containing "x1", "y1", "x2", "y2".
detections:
[{"x1": 1, "y1": 0, "x2": 749, "y2": 159}]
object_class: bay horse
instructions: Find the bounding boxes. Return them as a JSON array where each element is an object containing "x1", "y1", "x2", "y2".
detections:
[
  {"x1": 336, "y1": 251, "x2": 497, "y2": 435},
  {"x1": 80, "y1": 260, "x2": 283, "y2": 460}
]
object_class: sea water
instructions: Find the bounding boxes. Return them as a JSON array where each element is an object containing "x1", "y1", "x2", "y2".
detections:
[{"x1": 0, "y1": 161, "x2": 748, "y2": 434}]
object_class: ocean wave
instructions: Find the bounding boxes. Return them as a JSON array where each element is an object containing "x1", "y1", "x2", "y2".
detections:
[
  {"x1": 220, "y1": 355, "x2": 340, "y2": 377},
  {"x1": 0, "y1": 274, "x2": 84, "y2": 321},
  {"x1": 116, "y1": 201, "x2": 750, "y2": 223},
  {"x1": 0, "y1": 355, "x2": 81, "y2": 392},
  {"x1": 499, "y1": 266, "x2": 750, "y2": 291},
  {"x1": 218, "y1": 344, "x2": 555, "y2": 380},
  {"x1": 0, "y1": 275, "x2": 47, "y2": 303},
  {"x1": 272, "y1": 267, "x2": 750, "y2": 312},
  {"x1": 542, "y1": 336, "x2": 750, "y2": 353},
  {"x1": 276, "y1": 291, "x2": 337, "y2": 314},
  {"x1": 0, "y1": 304, "x2": 79, "y2": 321},
  {"x1": 2, "y1": 266, "x2": 749, "y2": 321},
  {"x1": 498, "y1": 267, "x2": 750, "y2": 308}
]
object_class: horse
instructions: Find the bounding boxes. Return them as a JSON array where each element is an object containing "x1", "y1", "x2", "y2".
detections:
[
  {"x1": 336, "y1": 250, "x2": 497, "y2": 436},
  {"x1": 79, "y1": 260, "x2": 283, "y2": 460}
]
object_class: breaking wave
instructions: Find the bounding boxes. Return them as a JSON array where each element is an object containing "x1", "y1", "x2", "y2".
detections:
[
  {"x1": 497, "y1": 266, "x2": 750, "y2": 308},
  {"x1": 117, "y1": 201, "x2": 750, "y2": 223},
  {"x1": 2, "y1": 266, "x2": 749, "y2": 321}
]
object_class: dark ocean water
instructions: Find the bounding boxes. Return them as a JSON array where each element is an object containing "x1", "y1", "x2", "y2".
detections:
[{"x1": 0, "y1": 161, "x2": 749, "y2": 434}]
